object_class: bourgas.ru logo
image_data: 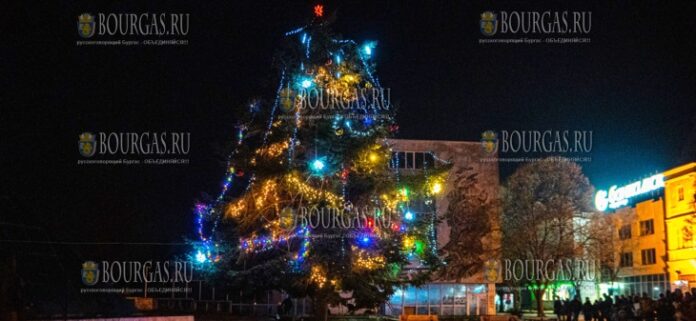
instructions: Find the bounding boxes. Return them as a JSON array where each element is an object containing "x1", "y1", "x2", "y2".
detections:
[
  {"x1": 480, "y1": 130, "x2": 592, "y2": 155},
  {"x1": 78, "y1": 131, "x2": 190, "y2": 158},
  {"x1": 77, "y1": 12, "x2": 190, "y2": 38},
  {"x1": 479, "y1": 10, "x2": 591, "y2": 36},
  {"x1": 81, "y1": 260, "x2": 193, "y2": 286}
]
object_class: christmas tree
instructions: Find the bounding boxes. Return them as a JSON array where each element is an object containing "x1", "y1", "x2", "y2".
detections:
[{"x1": 191, "y1": 6, "x2": 450, "y2": 316}]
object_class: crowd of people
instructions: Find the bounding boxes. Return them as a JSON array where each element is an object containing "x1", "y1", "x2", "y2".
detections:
[{"x1": 553, "y1": 289, "x2": 696, "y2": 321}]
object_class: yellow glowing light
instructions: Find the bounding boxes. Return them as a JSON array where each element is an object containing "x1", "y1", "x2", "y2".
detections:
[
  {"x1": 398, "y1": 187, "x2": 410, "y2": 201},
  {"x1": 431, "y1": 182, "x2": 443, "y2": 194},
  {"x1": 316, "y1": 64, "x2": 363, "y2": 102},
  {"x1": 354, "y1": 251, "x2": 386, "y2": 270},
  {"x1": 310, "y1": 266, "x2": 328, "y2": 288},
  {"x1": 225, "y1": 200, "x2": 246, "y2": 218},
  {"x1": 403, "y1": 236, "x2": 415, "y2": 249},
  {"x1": 254, "y1": 179, "x2": 279, "y2": 211},
  {"x1": 380, "y1": 193, "x2": 399, "y2": 212},
  {"x1": 256, "y1": 141, "x2": 289, "y2": 158},
  {"x1": 284, "y1": 172, "x2": 343, "y2": 207},
  {"x1": 225, "y1": 178, "x2": 281, "y2": 218},
  {"x1": 368, "y1": 152, "x2": 379, "y2": 163}
]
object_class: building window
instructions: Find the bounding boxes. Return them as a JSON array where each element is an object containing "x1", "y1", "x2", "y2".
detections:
[
  {"x1": 640, "y1": 219, "x2": 654, "y2": 236},
  {"x1": 678, "y1": 187, "x2": 685, "y2": 201},
  {"x1": 619, "y1": 224, "x2": 632, "y2": 240},
  {"x1": 641, "y1": 249, "x2": 656, "y2": 265},
  {"x1": 620, "y1": 252, "x2": 633, "y2": 267},
  {"x1": 390, "y1": 152, "x2": 435, "y2": 170}
]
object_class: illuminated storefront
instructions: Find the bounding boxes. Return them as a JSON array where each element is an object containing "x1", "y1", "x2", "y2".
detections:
[{"x1": 386, "y1": 283, "x2": 490, "y2": 316}]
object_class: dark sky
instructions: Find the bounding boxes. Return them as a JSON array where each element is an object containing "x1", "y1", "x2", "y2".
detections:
[{"x1": 2, "y1": 1, "x2": 695, "y2": 259}]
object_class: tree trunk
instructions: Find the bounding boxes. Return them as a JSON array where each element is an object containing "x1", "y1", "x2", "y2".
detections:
[
  {"x1": 313, "y1": 295, "x2": 329, "y2": 321},
  {"x1": 513, "y1": 286, "x2": 522, "y2": 311},
  {"x1": 535, "y1": 288, "x2": 546, "y2": 317}
]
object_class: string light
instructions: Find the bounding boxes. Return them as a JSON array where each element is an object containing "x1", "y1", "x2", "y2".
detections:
[
  {"x1": 285, "y1": 26, "x2": 306, "y2": 36},
  {"x1": 256, "y1": 141, "x2": 289, "y2": 158},
  {"x1": 305, "y1": 36, "x2": 312, "y2": 58},
  {"x1": 284, "y1": 173, "x2": 343, "y2": 207},
  {"x1": 310, "y1": 266, "x2": 328, "y2": 288},
  {"x1": 354, "y1": 251, "x2": 386, "y2": 270},
  {"x1": 190, "y1": 21, "x2": 443, "y2": 277}
]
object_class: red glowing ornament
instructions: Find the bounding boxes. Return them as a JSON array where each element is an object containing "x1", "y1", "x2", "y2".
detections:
[
  {"x1": 314, "y1": 4, "x2": 324, "y2": 18},
  {"x1": 340, "y1": 168, "x2": 350, "y2": 180}
]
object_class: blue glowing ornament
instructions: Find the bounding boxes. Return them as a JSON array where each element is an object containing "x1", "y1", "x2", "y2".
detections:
[
  {"x1": 359, "y1": 235, "x2": 372, "y2": 247},
  {"x1": 363, "y1": 116, "x2": 374, "y2": 126},
  {"x1": 301, "y1": 79, "x2": 313, "y2": 88},
  {"x1": 195, "y1": 251, "x2": 207, "y2": 263},
  {"x1": 335, "y1": 55, "x2": 341, "y2": 64},
  {"x1": 404, "y1": 211, "x2": 415, "y2": 221},
  {"x1": 310, "y1": 158, "x2": 326, "y2": 174},
  {"x1": 363, "y1": 41, "x2": 376, "y2": 57}
]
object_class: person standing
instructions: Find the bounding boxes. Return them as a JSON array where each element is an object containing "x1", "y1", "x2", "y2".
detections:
[
  {"x1": 583, "y1": 297, "x2": 594, "y2": 321},
  {"x1": 640, "y1": 292, "x2": 654, "y2": 321},
  {"x1": 571, "y1": 296, "x2": 583, "y2": 321},
  {"x1": 601, "y1": 294, "x2": 613, "y2": 321},
  {"x1": 555, "y1": 297, "x2": 564, "y2": 321},
  {"x1": 656, "y1": 293, "x2": 674, "y2": 321}
]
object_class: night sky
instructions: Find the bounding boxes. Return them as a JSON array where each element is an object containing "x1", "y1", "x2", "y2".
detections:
[{"x1": 2, "y1": 1, "x2": 695, "y2": 260}]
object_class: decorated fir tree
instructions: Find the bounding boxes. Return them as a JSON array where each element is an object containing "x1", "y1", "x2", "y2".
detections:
[{"x1": 191, "y1": 6, "x2": 449, "y2": 316}]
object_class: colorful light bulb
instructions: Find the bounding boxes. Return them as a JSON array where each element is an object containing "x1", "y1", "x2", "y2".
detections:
[
  {"x1": 310, "y1": 158, "x2": 326, "y2": 174},
  {"x1": 404, "y1": 211, "x2": 414, "y2": 221},
  {"x1": 195, "y1": 251, "x2": 207, "y2": 263},
  {"x1": 431, "y1": 182, "x2": 443, "y2": 194}
]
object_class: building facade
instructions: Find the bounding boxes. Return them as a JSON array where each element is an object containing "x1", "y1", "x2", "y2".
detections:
[
  {"x1": 594, "y1": 162, "x2": 696, "y2": 298},
  {"x1": 384, "y1": 139, "x2": 500, "y2": 316},
  {"x1": 606, "y1": 198, "x2": 669, "y2": 298},
  {"x1": 664, "y1": 163, "x2": 696, "y2": 290}
]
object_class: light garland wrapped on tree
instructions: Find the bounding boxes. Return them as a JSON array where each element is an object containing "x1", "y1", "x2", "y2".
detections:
[{"x1": 189, "y1": 4, "x2": 451, "y2": 315}]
